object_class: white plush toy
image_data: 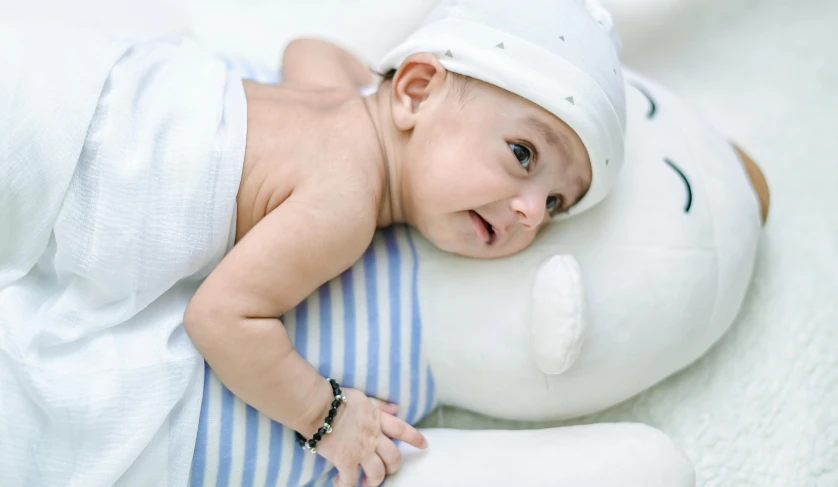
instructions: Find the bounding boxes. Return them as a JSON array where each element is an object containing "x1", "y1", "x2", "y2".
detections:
[
  {"x1": 190, "y1": 59, "x2": 759, "y2": 487},
  {"x1": 415, "y1": 69, "x2": 762, "y2": 423}
]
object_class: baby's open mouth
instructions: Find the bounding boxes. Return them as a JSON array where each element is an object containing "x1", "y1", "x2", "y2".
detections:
[{"x1": 469, "y1": 210, "x2": 496, "y2": 245}]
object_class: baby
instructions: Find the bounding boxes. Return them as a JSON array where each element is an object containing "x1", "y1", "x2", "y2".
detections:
[
  {"x1": 0, "y1": 1, "x2": 767, "y2": 486},
  {"x1": 184, "y1": 1, "x2": 626, "y2": 486}
]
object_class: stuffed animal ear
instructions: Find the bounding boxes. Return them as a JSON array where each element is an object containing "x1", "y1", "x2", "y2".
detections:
[{"x1": 530, "y1": 255, "x2": 587, "y2": 374}]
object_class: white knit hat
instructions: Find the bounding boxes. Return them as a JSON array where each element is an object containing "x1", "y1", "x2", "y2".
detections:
[{"x1": 378, "y1": 0, "x2": 627, "y2": 216}]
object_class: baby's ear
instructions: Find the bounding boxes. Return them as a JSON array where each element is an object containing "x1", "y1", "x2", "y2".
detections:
[{"x1": 389, "y1": 53, "x2": 447, "y2": 130}]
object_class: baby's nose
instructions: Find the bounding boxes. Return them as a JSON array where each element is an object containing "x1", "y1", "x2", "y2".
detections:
[{"x1": 511, "y1": 194, "x2": 546, "y2": 230}]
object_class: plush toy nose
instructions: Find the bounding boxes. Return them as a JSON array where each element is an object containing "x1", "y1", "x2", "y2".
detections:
[{"x1": 530, "y1": 255, "x2": 587, "y2": 375}]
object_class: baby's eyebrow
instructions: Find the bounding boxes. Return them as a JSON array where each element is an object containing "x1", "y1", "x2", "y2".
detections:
[
  {"x1": 521, "y1": 115, "x2": 565, "y2": 157},
  {"x1": 568, "y1": 179, "x2": 591, "y2": 209}
]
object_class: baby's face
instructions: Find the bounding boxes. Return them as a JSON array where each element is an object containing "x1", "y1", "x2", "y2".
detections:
[{"x1": 401, "y1": 77, "x2": 592, "y2": 259}]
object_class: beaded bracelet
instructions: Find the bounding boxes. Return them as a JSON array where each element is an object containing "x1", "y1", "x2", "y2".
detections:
[{"x1": 295, "y1": 378, "x2": 347, "y2": 454}]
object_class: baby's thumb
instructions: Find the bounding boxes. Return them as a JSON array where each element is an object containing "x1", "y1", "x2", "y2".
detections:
[{"x1": 368, "y1": 397, "x2": 398, "y2": 415}]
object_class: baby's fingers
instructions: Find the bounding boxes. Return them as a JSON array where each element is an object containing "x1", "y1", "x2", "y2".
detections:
[
  {"x1": 379, "y1": 413, "x2": 427, "y2": 449},
  {"x1": 360, "y1": 454, "x2": 386, "y2": 487},
  {"x1": 334, "y1": 464, "x2": 360, "y2": 487},
  {"x1": 376, "y1": 436, "x2": 402, "y2": 475},
  {"x1": 368, "y1": 397, "x2": 399, "y2": 416}
]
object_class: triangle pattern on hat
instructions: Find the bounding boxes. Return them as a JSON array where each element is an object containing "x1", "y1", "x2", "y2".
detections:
[
  {"x1": 565, "y1": 96, "x2": 575, "y2": 105},
  {"x1": 444, "y1": 50, "x2": 454, "y2": 58},
  {"x1": 559, "y1": 35, "x2": 565, "y2": 41},
  {"x1": 496, "y1": 42, "x2": 505, "y2": 49}
]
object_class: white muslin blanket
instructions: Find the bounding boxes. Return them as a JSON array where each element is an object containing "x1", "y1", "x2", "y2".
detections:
[{"x1": 0, "y1": 19, "x2": 247, "y2": 486}]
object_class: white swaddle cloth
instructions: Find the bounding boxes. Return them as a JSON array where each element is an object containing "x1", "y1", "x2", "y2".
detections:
[
  {"x1": 378, "y1": 0, "x2": 626, "y2": 216},
  {"x1": 0, "y1": 18, "x2": 246, "y2": 487}
]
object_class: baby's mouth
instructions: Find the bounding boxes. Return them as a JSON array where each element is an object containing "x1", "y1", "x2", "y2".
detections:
[{"x1": 469, "y1": 210, "x2": 496, "y2": 245}]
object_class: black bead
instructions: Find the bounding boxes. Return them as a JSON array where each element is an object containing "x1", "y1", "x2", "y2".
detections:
[
  {"x1": 308, "y1": 439, "x2": 316, "y2": 448},
  {"x1": 326, "y1": 416, "x2": 334, "y2": 425},
  {"x1": 335, "y1": 388, "x2": 342, "y2": 396},
  {"x1": 313, "y1": 433, "x2": 322, "y2": 441},
  {"x1": 332, "y1": 399, "x2": 341, "y2": 408},
  {"x1": 318, "y1": 427, "x2": 328, "y2": 436}
]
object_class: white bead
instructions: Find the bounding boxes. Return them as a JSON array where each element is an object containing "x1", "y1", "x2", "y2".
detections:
[
  {"x1": 323, "y1": 423, "x2": 332, "y2": 434},
  {"x1": 340, "y1": 395, "x2": 348, "y2": 403}
]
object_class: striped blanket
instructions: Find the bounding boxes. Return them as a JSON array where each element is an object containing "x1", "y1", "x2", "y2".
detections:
[{"x1": 191, "y1": 215, "x2": 437, "y2": 485}]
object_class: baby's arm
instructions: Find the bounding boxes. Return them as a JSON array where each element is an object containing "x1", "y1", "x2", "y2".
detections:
[
  {"x1": 282, "y1": 38, "x2": 373, "y2": 90},
  {"x1": 184, "y1": 183, "x2": 425, "y2": 485},
  {"x1": 184, "y1": 188, "x2": 372, "y2": 433}
]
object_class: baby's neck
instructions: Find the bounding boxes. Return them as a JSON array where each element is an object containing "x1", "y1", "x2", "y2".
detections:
[{"x1": 364, "y1": 89, "x2": 410, "y2": 228}]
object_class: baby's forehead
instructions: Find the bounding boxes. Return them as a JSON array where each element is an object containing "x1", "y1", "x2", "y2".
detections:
[
  {"x1": 452, "y1": 77, "x2": 582, "y2": 153},
  {"x1": 477, "y1": 84, "x2": 572, "y2": 134}
]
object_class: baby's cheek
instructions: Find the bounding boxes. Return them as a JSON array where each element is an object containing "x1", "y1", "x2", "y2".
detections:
[{"x1": 503, "y1": 230, "x2": 539, "y2": 257}]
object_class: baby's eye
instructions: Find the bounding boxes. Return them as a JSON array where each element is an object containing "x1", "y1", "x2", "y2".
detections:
[
  {"x1": 546, "y1": 195, "x2": 562, "y2": 214},
  {"x1": 510, "y1": 143, "x2": 532, "y2": 169}
]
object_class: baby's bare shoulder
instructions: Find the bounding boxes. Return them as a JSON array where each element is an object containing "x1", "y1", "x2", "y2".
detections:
[
  {"x1": 242, "y1": 86, "x2": 383, "y2": 249},
  {"x1": 293, "y1": 103, "x2": 384, "y2": 247},
  {"x1": 300, "y1": 100, "x2": 385, "y2": 206},
  {"x1": 299, "y1": 151, "x2": 382, "y2": 235}
]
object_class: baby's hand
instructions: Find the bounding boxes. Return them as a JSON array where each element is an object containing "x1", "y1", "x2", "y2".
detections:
[{"x1": 314, "y1": 388, "x2": 427, "y2": 487}]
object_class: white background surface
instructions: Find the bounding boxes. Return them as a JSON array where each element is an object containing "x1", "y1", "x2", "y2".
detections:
[{"x1": 3, "y1": 0, "x2": 836, "y2": 485}]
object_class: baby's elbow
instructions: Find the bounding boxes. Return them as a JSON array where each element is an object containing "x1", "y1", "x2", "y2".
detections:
[
  {"x1": 282, "y1": 39, "x2": 326, "y2": 75},
  {"x1": 183, "y1": 297, "x2": 213, "y2": 349},
  {"x1": 183, "y1": 293, "x2": 249, "y2": 355},
  {"x1": 282, "y1": 38, "x2": 309, "y2": 65}
]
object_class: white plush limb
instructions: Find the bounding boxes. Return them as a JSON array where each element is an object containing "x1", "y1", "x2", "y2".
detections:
[
  {"x1": 530, "y1": 255, "x2": 587, "y2": 375},
  {"x1": 391, "y1": 423, "x2": 695, "y2": 487}
]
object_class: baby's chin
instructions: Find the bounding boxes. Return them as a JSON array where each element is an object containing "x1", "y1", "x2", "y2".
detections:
[
  {"x1": 424, "y1": 232, "x2": 526, "y2": 260},
  {"x1": 418, "y1": 229, "x2": 480, "y2": 258}
]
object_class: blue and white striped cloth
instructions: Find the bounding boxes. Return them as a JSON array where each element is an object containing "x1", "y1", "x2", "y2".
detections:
[{"x1": 189, "y1": 160, "x2": 437, "y2": 487}]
